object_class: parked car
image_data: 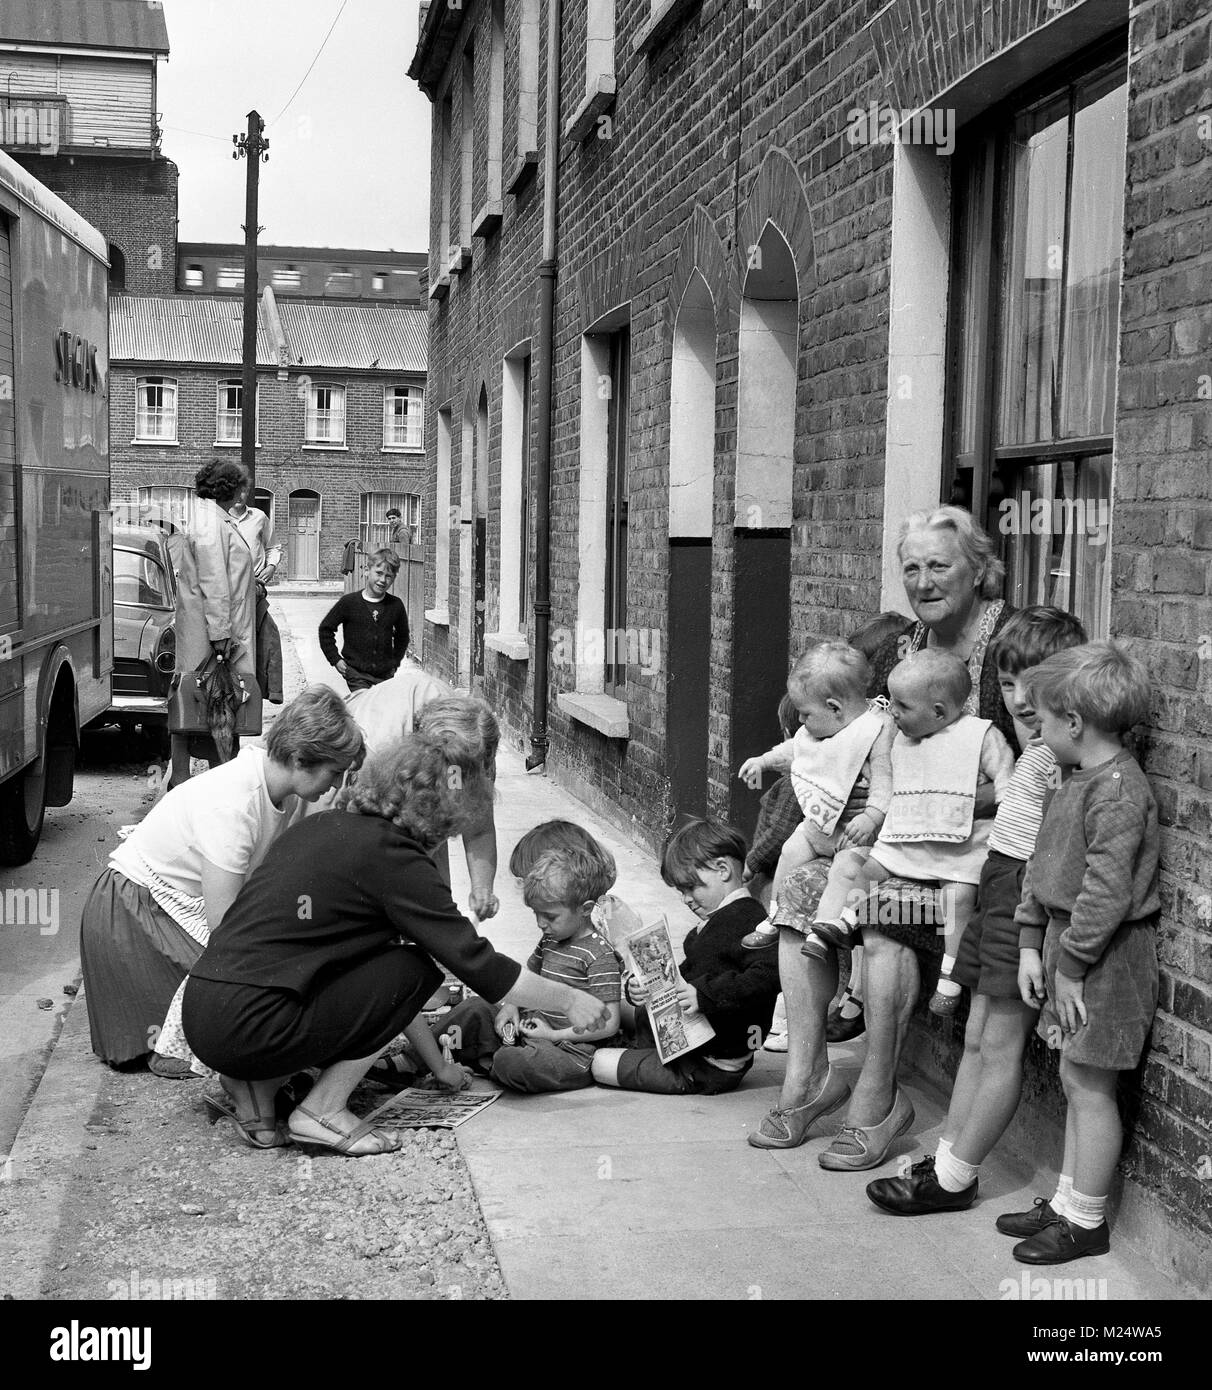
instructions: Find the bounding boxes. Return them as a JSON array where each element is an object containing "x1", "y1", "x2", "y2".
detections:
[{"x1": 108, "y1": 523, "x2": 177, "y2": 735}]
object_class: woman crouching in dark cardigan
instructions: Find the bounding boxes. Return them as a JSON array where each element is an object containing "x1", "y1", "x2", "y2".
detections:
[{"x1": 182, "y1": 728, "x2": 612, "y2": 1156}]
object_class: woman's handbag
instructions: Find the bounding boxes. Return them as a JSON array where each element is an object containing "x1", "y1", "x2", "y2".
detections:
[{"x1": 168, "y1": 651, "x2": 263, "y2": 737}]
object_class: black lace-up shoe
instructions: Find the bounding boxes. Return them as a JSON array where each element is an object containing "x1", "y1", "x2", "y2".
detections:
[
  {"x1": 995, "y1": 1197, "x2": 1059, "y2": 1238},
  {"x1": 866, "y1": 1154, "x2": 978, "y2": 1215},
  {"x1": 1013, "y1": 1216, "x2": 1110, "y2": 1265}
]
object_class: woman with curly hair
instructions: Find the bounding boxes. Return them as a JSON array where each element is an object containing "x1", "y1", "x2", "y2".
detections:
[
  {"x1": 181, "y1": 724, "x2": 611, "y2": 1156},
  {"x1": 167, "y1": 459, "x2": 258, "y2": 786}
]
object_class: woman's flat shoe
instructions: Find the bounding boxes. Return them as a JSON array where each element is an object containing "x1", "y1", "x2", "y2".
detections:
[
  {"x1": 287, "y1": 1104, "x2": 402, "y2": 1157},
  {"x1": 747, "y1": 1069, "x2": 851, "y2": 1149},
  {"x1": 149, "y1": 1052, "x2": 197, "y2": 1080},
  {"x1": 203, "y1": 1093, "x2": 289, "y2": 1149},
  {"x1": 826, "y1": 1007, "x2": 866, "y2": 1043},
  {"x1": 818, "y1": 1089, "x2": 916, "y2": 1171}
]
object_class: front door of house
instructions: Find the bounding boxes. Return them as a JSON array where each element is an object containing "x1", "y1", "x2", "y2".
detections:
[{"x1": 289, "y1": 493, "x2": 320, "y2": 581}]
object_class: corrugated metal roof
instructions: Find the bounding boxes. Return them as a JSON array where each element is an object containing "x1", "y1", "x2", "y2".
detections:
[
  {"x1": 109, "y1": 295, "x2": 276, "y2": 366},
  {"x1": 0, "y1": 0, "x2": 170, "y2": 53},
  {"x1": 277, "y1": 301, "x2": 426, "y2": 373},
  {"x1": 110, "y1": 294, "x2": 428, "y2": 374}
]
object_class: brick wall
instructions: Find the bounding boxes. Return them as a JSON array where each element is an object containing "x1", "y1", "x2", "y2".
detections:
[
  {"x1": 1112, "y1": 0, "x2": 1212, "y2": 1247},
  {"x1": 24, "y1": 155, "x2": 178, "y2": 294},
  {"x1": 110, "y1": 365, "x2": 428, "y2": 581},
  {"x1": 416, "y1": 0, "x2": 1212, "y2": 1260}
]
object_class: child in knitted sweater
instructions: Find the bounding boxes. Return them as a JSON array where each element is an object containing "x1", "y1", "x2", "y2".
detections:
[
  {"x1": 737, "y1": 642, "x2": 895, "y2": 949},
  {"x1": 807, "y1": 649, "x2": 1015, "y2": 1014},
  {"x1": 1006, "y1": 643, "x2": 1159, "y2": 1265}
]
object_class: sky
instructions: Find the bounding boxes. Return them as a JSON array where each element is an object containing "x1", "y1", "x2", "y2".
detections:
[{"x1": 158, "y1": 0, "x2": 432, "y2": 251}]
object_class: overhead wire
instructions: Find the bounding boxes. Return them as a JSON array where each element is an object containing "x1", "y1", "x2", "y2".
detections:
[{"x1": 268, "y1": 0, "x2": 351, "y2": 126}]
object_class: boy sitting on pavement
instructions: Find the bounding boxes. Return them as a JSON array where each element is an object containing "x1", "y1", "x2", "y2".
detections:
[
  {"x1": 425, "y1": 832, "x2": 623, "y2": 1093},
  {"x1": 591, "y1": 820, "x2": 780, "y2": 1096}
]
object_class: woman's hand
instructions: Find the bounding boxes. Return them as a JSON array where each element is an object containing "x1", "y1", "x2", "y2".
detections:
[
  {"x1": 468, "y1": 887, "x2": 499, "y2": 922},
  {"x1": 563, "y1": 989, "x2": 612, "y2": 1034},
  {"x1": 210, "y1": 637, "x2": 232, "y2": 659},
  {"x1": 1017, "y1": 949, "x2": 1046, "y2": 1008},
  {"x1": 494, "y1": 1003, "x2": 520, "y2": 1040},
  {"x1": 738, "y1": 758, "x2": 764, "y2": 790}
]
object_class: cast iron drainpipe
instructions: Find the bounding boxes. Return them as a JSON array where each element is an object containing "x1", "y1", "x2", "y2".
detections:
[{"x1": 527, "y1": 0, "x2": 563, "y2": 772}]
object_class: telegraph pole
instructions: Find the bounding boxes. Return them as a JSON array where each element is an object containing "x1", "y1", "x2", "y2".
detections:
[{"x1": 233, "y1": 110, "x2": 268, "y2": 494}]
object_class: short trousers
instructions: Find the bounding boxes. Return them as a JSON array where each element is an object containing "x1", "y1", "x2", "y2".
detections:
[
  {"x1": 612, "y1": 1011, "x2": 752, "y2": 1095},
  {"x1": 439, "y1": 996, "x2": 596, "y2": 1094},
  {"x1": 952, "y1": 850, "x2": 1026, "y2": 998},
  {"x1": 1038, "y1": 914, "x2": 1158, "y2": 1070}
]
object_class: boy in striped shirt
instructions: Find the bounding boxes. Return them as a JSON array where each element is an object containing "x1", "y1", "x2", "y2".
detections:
[
  {"x1": 432, "y1": 835, "x2": 623, "y2": 1093},
  {"x1": 866, "y1": 606, "x2": 1087, "y2": 1217}
]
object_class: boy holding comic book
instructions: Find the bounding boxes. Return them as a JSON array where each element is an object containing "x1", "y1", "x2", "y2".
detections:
[{"x1": 592, "y1": 820, "x2": 780, "y2": 1095}]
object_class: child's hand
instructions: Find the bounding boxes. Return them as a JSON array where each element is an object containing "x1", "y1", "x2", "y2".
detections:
[
  {"x1": 1053, "y1": 973, "x2": 1087, "y2": 1033},
  {"x1": 336, "y1": 659, "x2": 348, "y2": 676},
  {"x1": 432, "y1": 1059, "x2": 470, "y2": 1092},
  {"x1": 738, "y1": 758, "x2": 764, "y2": 790},
  {"x1": 1017, "y1": 949, "x2": 1046, "y2": 1009},
  {"x1": 624, "y1": 974, "x2": 650, "y2": 1007},
  {"x1": 520, "y1": 1017, "x2": 554, "y2": 1040},
  {"x1": 836, "y1": 813, "x2": 879, "y2": 851},
  {"x1": 494, "y1": 1004, "x2": 520, "y2": 1040},
  {"x1": 676, "y1": 980, "x2": 699, "y2": 1013}
]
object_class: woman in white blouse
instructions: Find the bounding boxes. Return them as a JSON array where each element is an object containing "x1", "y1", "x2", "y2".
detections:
[{"x1": 80, "y1": 686, "x2": 363, "y2": 1073}]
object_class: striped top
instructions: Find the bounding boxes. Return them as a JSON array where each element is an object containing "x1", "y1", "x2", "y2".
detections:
[
  {"x1": 988, "y1": 739, "x2": 1057, "y2": 862},
  {"x1": 526, "y1": 927, "x2": 622, "y2": 1031}
]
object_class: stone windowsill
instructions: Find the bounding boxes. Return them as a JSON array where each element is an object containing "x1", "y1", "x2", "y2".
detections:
[
  {"x1": 301, "y1": 442, "x2": 348, "y2": 451},
  {"x1": 506, "y1": 150, "x2": 539, "y2": 194},
  {"x1": 483, "y1": 631, "x2": 529, "y2": 661},
  {"x1": 425, "y1": 608, "x2": 451, "y2": 628},
  {"x1": 447, "y1": 245, "x2": 472, "y2": 276},
  {"x1": 557, "y1": 690, "x2": 629, "y2": 738},
  {"x1": 563, "y1": 74, "x2": 617, "y2": 143},
  {"x1": 428, "y1": 273, "x2": 451, "y2": 302},
  {"x1": 131, "y1": 438, "x2": 179, "y2": 446},
  {"x1": 473, "y1": 201, "x2": 503, "y2": 239},
  {"x1": 633, "y1": 0, "x2": 700, "y2": 56}
]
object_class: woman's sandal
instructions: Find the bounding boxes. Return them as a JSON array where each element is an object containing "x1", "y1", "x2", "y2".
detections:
[
  {"x1": 204, "y1": 1084, "x2": 289, "y2": 1150},
  {"x1": 286, "y1": 1105, "x2": 402, "y2": 1158}
]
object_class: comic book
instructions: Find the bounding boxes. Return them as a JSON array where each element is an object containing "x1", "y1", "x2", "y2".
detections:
[
  {"x1": 624, "y1": 916, "x2": 715, "y2": 1065},
  {"x1": 364, "y1": 1085, "x2": 500, "y2": 1130}
]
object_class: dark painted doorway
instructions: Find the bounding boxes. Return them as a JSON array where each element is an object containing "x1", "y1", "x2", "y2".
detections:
[{"x1": 667, "y1": 538, "x2": 712, "y2": 825}]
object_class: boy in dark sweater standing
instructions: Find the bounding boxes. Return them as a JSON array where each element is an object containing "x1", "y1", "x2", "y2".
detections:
[
  {"x1": 318, "y1": 549, "x2": 410, "y2": 691},
  {"x1": 1006, "y1": 642, "x2": 1160, "y2": 1265},
  {"x1": 592, "y1": 820, "x2": 780, "y2": 1095}
]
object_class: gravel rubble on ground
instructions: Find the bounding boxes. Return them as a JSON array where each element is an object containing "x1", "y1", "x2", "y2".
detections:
[{"x1": 25, "y1": 1067, "x2": 508, "y2": 1301}]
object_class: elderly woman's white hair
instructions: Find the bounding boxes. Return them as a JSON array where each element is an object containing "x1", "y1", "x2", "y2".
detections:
[{"x1": 897, "y1": 505, "x2": 1005, "y2": 600}]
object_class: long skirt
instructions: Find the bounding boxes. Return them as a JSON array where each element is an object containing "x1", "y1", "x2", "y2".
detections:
[
  {"x1": 79, "y1": 868, "x2": 202, "y2": 1067},
  {"x1": 181, "y1": 945, "x2": 442, "y2": 1081}
]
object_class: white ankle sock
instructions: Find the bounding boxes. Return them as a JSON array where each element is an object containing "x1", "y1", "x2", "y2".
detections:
[
  {"x1": 839, "y1": 989, "x2": 863, "y2": 1020},
  {"x1": 935, "y1": 1137, "x2": 953, "y2": 1164},
  {"x1": 1051, "y1": 1173, "x2": 1074, "y2": 1217},
  {"x1": 935, "y1": 1147, "x2": 978, "y2": 1192},
  {"x1": 941, "y1": 953, "x2": 956, "y2": 977},
  {"x1": 936, "y1": 977, "x2": 962, "y2": 998},
  {"x1": 1065, "y1": 1188, "x2": 1107, "y2": 1230}
]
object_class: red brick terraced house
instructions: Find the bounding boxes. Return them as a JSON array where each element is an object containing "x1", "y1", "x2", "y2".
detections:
[
  {"x1": 108, "y1": 290, "x2": 428, "y2": 586},
  {"x1": 408, "y1": 0, "x2": 1211, "y2": 1281}
]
